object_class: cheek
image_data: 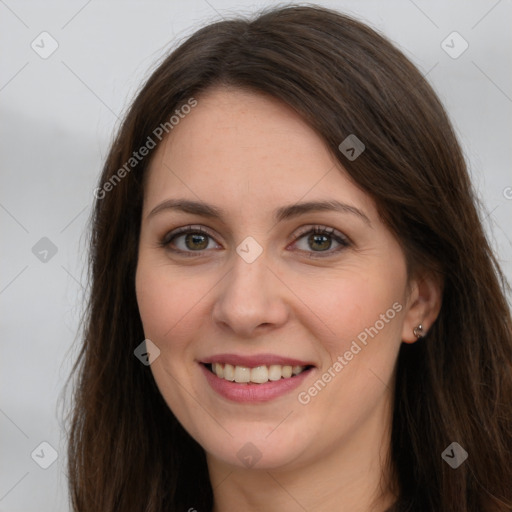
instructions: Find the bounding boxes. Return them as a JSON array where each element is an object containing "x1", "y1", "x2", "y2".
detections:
[
  {"x1": 292, "y1": 266, "x2": 405, "y2": 359},
  {"x1": 294, "y1": 262, "x2": 406, "y2": 411},
  {"x1": 136, "y1": 267, "x2": 176, "y2": 341},
  {"x1": 135, "y1": 260, "x2": 207, "y2": 434},
  {"x1": 135, "y1": 256, "x2": 206, "y2": 343},
  {"x1": 293, "y1": 273, "x2": 403, "y2": 430}
]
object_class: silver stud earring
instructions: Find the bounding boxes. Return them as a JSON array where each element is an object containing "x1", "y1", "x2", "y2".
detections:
[{"x1": 413, "y1": 324, "x2": 425, "y2": 339}]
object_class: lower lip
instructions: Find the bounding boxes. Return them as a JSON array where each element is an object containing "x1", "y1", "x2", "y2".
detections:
[{"x1": 200, "y1": 364, "x2": 314, "y2": 403}]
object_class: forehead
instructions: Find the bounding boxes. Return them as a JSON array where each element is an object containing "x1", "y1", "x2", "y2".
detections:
[{"x1": 143, "y1": 87, "x2": 374, "y2": 218}]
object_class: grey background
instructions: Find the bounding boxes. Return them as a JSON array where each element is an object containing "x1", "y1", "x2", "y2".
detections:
[{"x1": 1, "y1": 1, "x2": 511, "y2": 510}]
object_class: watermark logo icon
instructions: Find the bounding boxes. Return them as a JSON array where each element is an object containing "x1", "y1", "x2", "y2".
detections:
[
  {"x1": 338, "y1": 134, "x2": 365, "y2": 161},
  {"x1": 32, "y1": 237, "x2": 58, "y2": 263},
  {"x1": 31, "y1": 32, "x2": 59, "y2": 59},
  {"x1": 236, "y1": 442, "x2": 262, "y2": 468},
  {"x1": 134, "y1": 339, "x2": 161, "y2": 366},
  {"x1": 31, "y1": 441, "x2": 58, "y2": 469},
  {"x1": 441, "y1": 32, "x2": 469, "y2": 59},
  {"x1": 441, "y1": 442, "x2": 468, "y2": 469},
  {"x1": 236, "y1": 236, "x2": 263, "y2": 263}
]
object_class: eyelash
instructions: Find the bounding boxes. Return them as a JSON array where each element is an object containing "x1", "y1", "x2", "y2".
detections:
[{"x1": 159, "y1": 224, "x2": 351, "y2": 258}]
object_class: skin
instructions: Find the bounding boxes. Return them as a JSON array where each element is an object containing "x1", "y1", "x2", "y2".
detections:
[{"x1": 135, "y1": 86, "x2": 442, "y2": 512}]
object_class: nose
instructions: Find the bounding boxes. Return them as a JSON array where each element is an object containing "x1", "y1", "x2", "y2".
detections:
[{"x1": 212, "y1": 254, "x2": 290, "y2": 338}]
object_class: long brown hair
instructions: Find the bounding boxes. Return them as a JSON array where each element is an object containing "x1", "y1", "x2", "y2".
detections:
[{"x1": 66, "y1": 5, "x2": 512, "y2": 511}]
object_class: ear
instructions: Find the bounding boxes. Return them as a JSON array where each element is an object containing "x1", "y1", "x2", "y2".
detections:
[{"x1": 401, "y1": 271, "x2": 443, "y2": 344}]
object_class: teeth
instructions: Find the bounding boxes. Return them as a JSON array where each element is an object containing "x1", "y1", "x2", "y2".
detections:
[
  {"x1": 268, "y1": 364, "x2": 282, "y2": 381},
  {"x1": 210, "y1": 363, "x2": 307, "y2": 384},
  {"x1": 282, "y1": 365, "x2": 292, "y2": 378},
  {"x1": 223, "y1": 363, "x2": 235, "y2": 381},
  {"x1": 234, "y1": 366, "x2": 251, "y2": 383},
  {"x1": 292, "y1": 365, "x2": 303, "y2": 375},
  {"x1": 213, "y1": 362, "x2": 224, "y2": 378},
  {"x1": 251, "y1": 366, "x2": 268, "y2": 383}
]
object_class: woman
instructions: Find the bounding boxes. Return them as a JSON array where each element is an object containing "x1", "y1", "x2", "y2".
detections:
[{"x1": 67, "y1": 5, "x2": 512, "y2": 511}]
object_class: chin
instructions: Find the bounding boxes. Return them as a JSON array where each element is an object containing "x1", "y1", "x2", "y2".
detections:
[{"x1": 195, "y1": 421, "x2": 312, "y2": 471}]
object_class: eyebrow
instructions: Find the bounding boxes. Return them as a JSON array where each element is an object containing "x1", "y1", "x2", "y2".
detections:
[{"x1": 147, "y1": 198, "x2": 371, "y2": 226}]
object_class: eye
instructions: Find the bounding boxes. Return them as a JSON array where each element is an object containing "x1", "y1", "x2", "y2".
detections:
[
  {"x1": 290, "y1": 225, "x2": 350, "y2": 257},
  {"x1": 160, "y1": 225, "x2": 221, "y2": 255},
  {"x1": 159, "y1": 224, "x2": 350, "y2": 258}
]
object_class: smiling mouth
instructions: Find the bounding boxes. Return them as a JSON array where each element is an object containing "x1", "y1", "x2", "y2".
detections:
[{"x1": 203, "y1": 362, "x2": 313, "y2": 384}]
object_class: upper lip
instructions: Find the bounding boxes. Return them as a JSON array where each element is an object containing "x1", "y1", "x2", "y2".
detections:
[{"x1": 200, "y1": 353, "x2": 315, "y2": 368}]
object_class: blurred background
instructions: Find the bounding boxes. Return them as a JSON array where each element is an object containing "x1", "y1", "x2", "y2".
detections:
[{"x1": 1, "y1": 1, "x2": 511, "y2": 510}]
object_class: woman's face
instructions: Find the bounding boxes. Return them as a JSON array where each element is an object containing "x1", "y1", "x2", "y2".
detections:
[{"x1": 136, "y1": 87, "x2": 424, "y2": 472}]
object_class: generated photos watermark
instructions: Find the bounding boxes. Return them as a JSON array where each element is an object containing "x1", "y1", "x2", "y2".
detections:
[
  {"x1": 297, "y1": 301, "x2": 403, "y2": 405},
  {"x1": 134, "y1": 339, "x2": 161, "y2": 366},
  {"x1": 94, "y1": 97, "x2": 197, "y2": 199},
  {"x1": 441, "y1": 442, "x2": 468, "y2": 469}
]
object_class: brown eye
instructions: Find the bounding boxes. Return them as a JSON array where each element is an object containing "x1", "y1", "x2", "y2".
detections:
[
  {"x1": 184, "y1": 233, "x2": 209, "y2": 250},
  {"x1": 291, "y1": 226, "x2": 350, "y2": 257},
  {"x1": 160, "y1": 226, "x2": 221, "y2": 254},
  {"x1": 308, "y1": 233, "x2": 332, "y2": 251}
]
